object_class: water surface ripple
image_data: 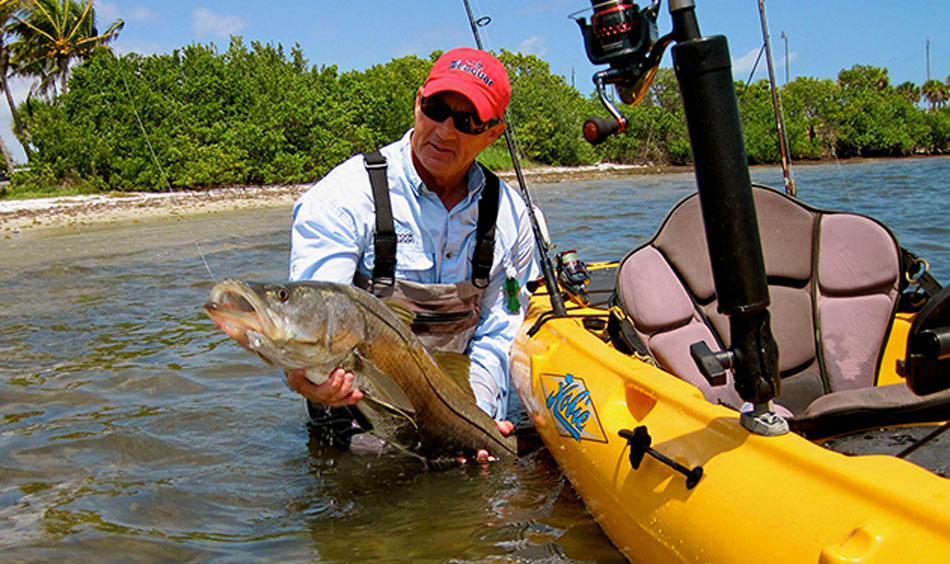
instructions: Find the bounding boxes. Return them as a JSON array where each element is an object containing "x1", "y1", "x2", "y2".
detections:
[{"x1": 1, "y1": 157, "x2": 946, "y2": 562}]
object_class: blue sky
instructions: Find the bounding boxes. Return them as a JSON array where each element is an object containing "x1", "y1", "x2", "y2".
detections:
[{"x1": 4, "y1": 1, "x2": 949, "y2": 163}]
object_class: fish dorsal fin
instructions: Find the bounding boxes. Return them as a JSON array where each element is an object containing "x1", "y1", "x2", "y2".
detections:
[
  {"x1": 352, "y1": 352, "x2": 416, "y2": 415},
  {"x1": 381, "y1": 299, "x2": 416, "y2": 327},
  {"x1": 431, "y1": 351, "x2": 475, "y2": 400}
]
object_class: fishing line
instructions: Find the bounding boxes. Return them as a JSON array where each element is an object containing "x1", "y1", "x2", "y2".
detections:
[
  {"x1": 119, "y1": 72, "x2": 171, "y2": 193},
  {"x1": 461, "y1": 0, "x2": 567, "y2": 317},
  {"x1": 117, "y1": 60, "x2": 217, "y2": 283},
  {"x1": 744, "y1": 44, "x2": 766, "y2": 88}
]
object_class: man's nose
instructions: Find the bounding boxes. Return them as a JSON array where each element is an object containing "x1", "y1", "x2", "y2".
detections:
[{"x1": 435, "y1": 114, "x2": 460, "y2": 137}]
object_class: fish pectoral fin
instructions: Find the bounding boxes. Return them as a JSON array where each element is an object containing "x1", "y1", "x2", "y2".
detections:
[
  {"x1": 355, "y1": 358, "x2": 416, "y2": 415},
  {"x1": 431, "y1": 351, "x2": 475, "y2": 400},
  {"x1": 361, "y1": 395, "x2": 418, "y2": 430},
  {"x1": 381, "y1": 299, "x2": 417, "y2": 327}
]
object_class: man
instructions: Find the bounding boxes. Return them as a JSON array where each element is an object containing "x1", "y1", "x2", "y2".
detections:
[{"x1": 285, "y1": 47, "x2": 540, "y2": 463}]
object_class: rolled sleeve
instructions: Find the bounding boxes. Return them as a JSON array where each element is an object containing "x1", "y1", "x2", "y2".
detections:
[
  {"x1": 466, "y1": 194, "x2": 540, "y2": 420},
  {"x1": 289, "y1": 167, "x2": 369, "y2": 284}
]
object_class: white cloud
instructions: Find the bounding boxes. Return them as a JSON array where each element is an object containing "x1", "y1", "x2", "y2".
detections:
[
  {"x1": 127, "y1": 6, "x2": 158, "y2": 22},
  {"x1": 733, "y1": 47, "x2": 765, "y2": 79},
  {"x1": 518, "y1": 35, "x2": 547, "y2": 58},
  {"x1": 733, "y1": 46, "x2": 800, "y2": 82},
  {"x1": 95, "y1": 2, "x2": 153, "y2": 24},
  {"x1": 192, "y1": 8, "x2": 245, "y2": 38},
  {"x1": 97, "y1": 1, "x2": 119, "y2": 23}
]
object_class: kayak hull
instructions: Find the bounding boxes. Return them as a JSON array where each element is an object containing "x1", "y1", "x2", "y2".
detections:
[{"x1": 512, "y1": 291, "x2": 950, "y2": 563}]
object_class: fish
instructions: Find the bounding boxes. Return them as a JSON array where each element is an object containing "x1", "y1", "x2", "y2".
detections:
[{"x1": 202, "y1": 278, "x2": 516, "y2": 463}]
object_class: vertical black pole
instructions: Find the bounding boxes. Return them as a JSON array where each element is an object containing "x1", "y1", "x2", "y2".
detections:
[{"x1": 669, "y1": 1, "x2": 783, "y2": 424}]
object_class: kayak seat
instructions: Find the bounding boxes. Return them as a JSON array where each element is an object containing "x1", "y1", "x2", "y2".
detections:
[{"x1": 615, "y1": 184, "x2": 918, "y2": 430}]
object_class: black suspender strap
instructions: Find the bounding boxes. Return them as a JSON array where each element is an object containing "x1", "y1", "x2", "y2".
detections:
[
  {"x1": 363, "y1": 153, "x2": 500, "y2": 288},
  {"x1": 364, "y1": 151, "x2": 396, "y2": 287},
  {"x1": 472, "y1": 166, "x2": 500, "y2": 289}
]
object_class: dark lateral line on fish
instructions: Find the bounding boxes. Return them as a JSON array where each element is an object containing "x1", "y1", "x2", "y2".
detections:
[
  {"x1": 359, "y1": 300, "x2": 416, "y2": 339},
  {"x1": 412, "y1": 353, "x2": 514, "y2": 452},
  {"x1": 356, "y1": 295, "x2": 510, "y2": 452}
]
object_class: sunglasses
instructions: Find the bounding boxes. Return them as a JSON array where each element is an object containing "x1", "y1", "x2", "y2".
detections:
[{"x1": 420, "y1": 96, "x2": 501, "y2": 135}]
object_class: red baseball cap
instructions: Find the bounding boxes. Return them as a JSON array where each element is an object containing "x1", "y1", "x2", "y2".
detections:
[{"x1": 422, "y1": 47, "x2": 510, "y2": 122}]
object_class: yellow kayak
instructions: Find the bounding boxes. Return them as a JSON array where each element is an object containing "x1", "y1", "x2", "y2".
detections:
[{"x1": 511, "y1": 187, "x2": 950, "y2": 563}]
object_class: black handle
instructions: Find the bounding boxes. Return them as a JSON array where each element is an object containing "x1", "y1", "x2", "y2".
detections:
[
  {"x1": 619, "y1": 426, "x2": 704, "y2": 490},
  {"x1": 583, "y1": 115, "x2": 624, "y2": 145}
]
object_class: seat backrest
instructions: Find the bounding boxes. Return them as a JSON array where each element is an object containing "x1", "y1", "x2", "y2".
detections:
[{"x1": 616, "y1": 185, "x2": 902, "y2": 414}]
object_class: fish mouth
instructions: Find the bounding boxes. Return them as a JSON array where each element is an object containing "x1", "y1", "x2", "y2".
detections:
[{"x1": 203, "y1": 278, "x2": 281, "y2": 347}]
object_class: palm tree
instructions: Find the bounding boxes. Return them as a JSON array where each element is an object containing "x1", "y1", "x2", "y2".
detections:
[
  {"x1": 894, "y1": 81, "x2": 920, "y2": 104},
  {"x1": 921, "y1": 78, "x2": 948, "y2": 112},
  {"x1": 0, "y1": 0, "x2": 24, "y2": 173},
  {"x1": 8, "y1": 0, "x2": 123, "y2": 100}
]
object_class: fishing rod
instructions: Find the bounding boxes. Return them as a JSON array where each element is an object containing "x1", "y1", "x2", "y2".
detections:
[
  {"x1": 757, "y1": 0, "x2": 796, "y2": 197},
  {"x1": 461, "y1": 0, "x2": 567, "y2": 318}
]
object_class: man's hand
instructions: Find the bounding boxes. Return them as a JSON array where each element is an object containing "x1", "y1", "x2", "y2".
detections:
[
  {"x1": 461, "y1": 419, "x2": 515, "y2": 465},
  {"x1": 285, "y1": 367, "x2": 364, "y2": 406}
]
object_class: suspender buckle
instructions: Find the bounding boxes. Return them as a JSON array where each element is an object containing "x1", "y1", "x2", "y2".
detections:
[
  {"x1": 369, "y1": 275, "x2": 396, "y2": 292},
  {"x1": 364, "y1": 151, "x2": 388, "y2": 170}
]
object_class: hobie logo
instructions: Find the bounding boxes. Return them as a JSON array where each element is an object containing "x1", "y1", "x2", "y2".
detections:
[{"x1": 541, "y1": 373, "x2": 606, "y2": 443}]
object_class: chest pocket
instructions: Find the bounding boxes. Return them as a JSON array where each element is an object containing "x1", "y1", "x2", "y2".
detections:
[
  {"x1": 394, "y1": 238, "x2": 434, "y2": 274},
  {"x1": 362, "y1": 150, "x2": 499, "y2": 287},
  {"x1": 362, "y1": 226, "x2": 434, "y2": 275}
]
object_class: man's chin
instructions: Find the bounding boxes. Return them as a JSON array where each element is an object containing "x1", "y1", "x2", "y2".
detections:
[{"x1": 418, "y1": 150, "x2": 459, "y2": 175}]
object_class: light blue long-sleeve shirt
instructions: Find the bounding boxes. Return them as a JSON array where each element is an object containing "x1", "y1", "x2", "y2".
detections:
[{"x1": 289, "y1": 130, "x2": 540, "y2": 420}]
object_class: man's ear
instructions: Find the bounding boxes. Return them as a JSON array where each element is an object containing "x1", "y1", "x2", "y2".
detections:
[{"x1": 487, "y1": 122, "x2": 506, "y2": 144}]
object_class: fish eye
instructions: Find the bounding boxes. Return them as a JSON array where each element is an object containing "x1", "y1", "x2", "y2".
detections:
[{"x1": 275, "y1": 287, "x2": 291, "y2": 302}]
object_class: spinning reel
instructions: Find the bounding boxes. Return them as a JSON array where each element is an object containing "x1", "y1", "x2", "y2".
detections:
[{"x1": 573, "y1": 1, "x2": 674, "y2": 145}]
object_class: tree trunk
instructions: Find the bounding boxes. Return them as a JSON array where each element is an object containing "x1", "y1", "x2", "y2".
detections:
[
  {"x1": 0, "y1": 72, "x2": 28, "y2": 157},
  {"x1": 0, "y1": 133, "x2": 14, "y2": 177}
]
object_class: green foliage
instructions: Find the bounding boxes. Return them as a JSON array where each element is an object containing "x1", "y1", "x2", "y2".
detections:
[
  {"x1": 499, "y1": 50, "x2": 597, "y2": 166},
  {"x1": 922, "y1": 108, "x2": 950, "y2": 153},
  {"x1": 476, "y1": 141, "x2": 540, "y2": 172},
  {"x1": 739, "y1": 65, "x2": 948, "y2": 161},
  {"x1": 738, "y1": 79, "x2": 783, "y2": 164},
  {"x1": 14, "y1": 38, "x2": 377, "y2": 193},
  {"x1": 592, "y1": 68, "x2": 690, "y2": 165},
  {"x1": 5, "y1": 46, "x2": 950, "y2": 198},
  {"x1": 779, "y1": 76, "x2": 841, "y2": 159},
  {"x1": 342, "y1": 54, "x2": 432, "y2": 147},
  {"x1": 834, "y1": 65, "x2": 926, "y2": 157},
  {"x1": 921, "y1": 78, "x2": 949, "y2": 112}
]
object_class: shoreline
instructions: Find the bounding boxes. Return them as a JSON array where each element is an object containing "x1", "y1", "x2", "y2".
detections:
[
  {"x1": 0, "y1": 162, "x2": 674, "y2": 236},
  {"x1": 4, "y1": 154, "x2": 942, "y2": 236}
]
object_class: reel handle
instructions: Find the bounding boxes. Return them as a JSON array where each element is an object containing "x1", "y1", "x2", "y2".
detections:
[{"x1": 583, "y1": 115, "x2": 626, "y2": 146}]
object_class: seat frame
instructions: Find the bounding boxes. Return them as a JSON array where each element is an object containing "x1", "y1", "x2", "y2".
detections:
[{"x1": 613, "y1": 184, "x2": 942, "y2": 436}]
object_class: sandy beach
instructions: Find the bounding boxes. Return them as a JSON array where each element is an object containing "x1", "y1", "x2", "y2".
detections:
[{"x1": 0, "y1": 163, "x2": 659, "y2": 235}]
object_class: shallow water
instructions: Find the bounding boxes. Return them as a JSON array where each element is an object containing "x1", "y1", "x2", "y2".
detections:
[{"x1": 1, "y1": 157, "x2": 947, "y2": 562}]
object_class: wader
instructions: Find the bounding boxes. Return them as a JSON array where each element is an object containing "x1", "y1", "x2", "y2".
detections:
[{"x1": 307, "y1": 151, "x2": 500, "y2": 450}]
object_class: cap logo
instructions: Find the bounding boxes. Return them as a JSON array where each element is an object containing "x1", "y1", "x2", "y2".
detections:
[{"x1": 448, "y1": 59, "x2": 494, "y2": 87}]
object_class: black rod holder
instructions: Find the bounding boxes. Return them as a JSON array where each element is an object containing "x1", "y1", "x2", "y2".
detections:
[
  {"x1": 619, "y1": 426, "x2": 703, "y2": 489},
  {"x1": 574, "y1": 0, "x2": 787, "y2": 434},
  {"x1": 669, "y1": 2, "x2": 783, "y2": 419}
]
